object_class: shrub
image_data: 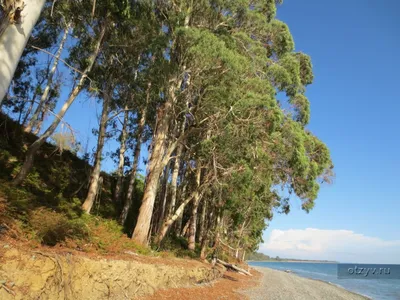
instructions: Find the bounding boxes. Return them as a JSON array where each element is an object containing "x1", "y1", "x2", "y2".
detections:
[
  {"x1": 159, "y1": 235, "x2": 189, "y2": 251},
  {"x1": 30, "y1": 208, "x2": 90, "y2": 246},
  {"x1": 58, "y1": 197, "x2": 83, "y2": 219},
  {"x1": 174, "y1": 248, "x2": 199, "y2": 259}
]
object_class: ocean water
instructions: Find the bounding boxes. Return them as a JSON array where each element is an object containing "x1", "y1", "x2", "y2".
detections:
[{"x1": 248, "y1": 261, "x2": 400, "y2": 300}]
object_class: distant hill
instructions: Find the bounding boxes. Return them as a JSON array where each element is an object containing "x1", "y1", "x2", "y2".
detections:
[
  {"x1": 246, "y1": 252, "x2": 337, "y2": 263},
  {"x1": 246, "y1": 252, "x2": 271, "y2": 261}
]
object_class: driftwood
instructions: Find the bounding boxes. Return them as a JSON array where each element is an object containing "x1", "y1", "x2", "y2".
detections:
[{"x1": 217, "y1": 259, "x2": 252, "y2": 276}]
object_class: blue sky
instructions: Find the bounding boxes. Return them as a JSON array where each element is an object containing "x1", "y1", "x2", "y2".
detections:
[
  {"x1": 23, "y1": 0, "x2": 400, "y2": 263},
  {"x1": 260, "y1": 0, "x2": 400, "y2": 263}
]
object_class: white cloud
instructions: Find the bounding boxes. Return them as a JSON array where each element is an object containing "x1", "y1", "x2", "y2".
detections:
[{"x1": 260, "y1": 228, "x2": 400, "y2": 264}]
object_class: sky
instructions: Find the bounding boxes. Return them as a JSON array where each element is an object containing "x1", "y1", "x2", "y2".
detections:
[
  {"x1": 16, "y1": 0, "x2": 400, "y2": 264},
  {"x1": 260, "y1": 0, "x2": 400, "y2": 263}
]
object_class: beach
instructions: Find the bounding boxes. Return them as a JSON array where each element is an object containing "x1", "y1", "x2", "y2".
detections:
[
  {"x1": 242, "y1": 266, "x2": 369, "y2": 300},
  {"x1": 143, "y1": 265, "x2": 370, "y2": 300}
]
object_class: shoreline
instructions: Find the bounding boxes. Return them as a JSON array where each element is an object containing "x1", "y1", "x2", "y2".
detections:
[
  {"x1": 247, "y1": 260, "x2": 338, "y2": 264},
  {"x1": 242, "y1": 266, "x2": 370, "y2": 300},
  {"x1": 306, "y1": 277, "x2": 372, "y2": 300}
]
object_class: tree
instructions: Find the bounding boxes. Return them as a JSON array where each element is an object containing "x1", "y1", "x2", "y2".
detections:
[
  {"x1": 0, "y1": 0, "x2": 46, "y2": 105},
  {"x1": 12, "y1": 24, "x2": 106, "y2": 185},
  {"x1": 12, "y1": 1, "x2": 108, "y2": 185},
  {"x1": 1, "y1": 0, "x2": 334, "y2": 258},
  {"x1": 24, "y1": 20, "x2": 70, "y2": 133},
  {"x1": 81, "y1": 79, "x2": 111, "y2": 213}
]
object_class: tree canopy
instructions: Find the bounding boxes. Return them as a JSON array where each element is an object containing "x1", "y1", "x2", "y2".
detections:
[{"x1": 0, "y1": 0, "x2": 333, "y2": 258}]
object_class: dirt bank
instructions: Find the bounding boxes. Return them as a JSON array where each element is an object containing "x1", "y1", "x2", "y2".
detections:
[{"x1": 0, "y1": 243, "x2": 221, "y2": 300}]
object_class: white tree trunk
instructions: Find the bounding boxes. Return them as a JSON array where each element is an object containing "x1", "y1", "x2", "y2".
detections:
[
  {"x1": 0, "y1": 0, "x2": 46, "y2": 106},
  {"x1": 12, "y1": 24, "x2": 106, "y2": 186},
  {"x1": 188, "y1": 165, "x2": 202, "y2": 251},
  {"x1": 114, "y1": 105, "x2": 129, "y2": 203},
  {"x1": 82, "y1": 85, "x2": 110, "y2": 214},
  {"x1": 25, "y1": 22, "x2": 70, "y2": 133}
]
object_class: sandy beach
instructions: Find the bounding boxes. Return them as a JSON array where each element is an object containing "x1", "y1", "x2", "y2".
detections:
[
  {"x1": 242, "y1": 266, "x2": 369, "y2": 300},
  {"x1": 143, "y1": 265, "x2": 370, "y2": 300}
]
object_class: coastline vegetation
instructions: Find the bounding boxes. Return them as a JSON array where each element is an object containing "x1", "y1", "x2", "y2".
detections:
[{"x1": 0, "y1": 0, "x2": 333, "y2": 261}]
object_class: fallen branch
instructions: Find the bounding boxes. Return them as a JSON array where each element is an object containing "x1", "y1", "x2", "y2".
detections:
[{"x1": 217, "y1": 259, "x2": 252, "y2": 276}]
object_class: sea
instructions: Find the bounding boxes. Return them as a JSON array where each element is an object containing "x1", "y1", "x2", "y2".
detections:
[{"x1": 248, "y1": 261, "x2": 400, "y2": 300}]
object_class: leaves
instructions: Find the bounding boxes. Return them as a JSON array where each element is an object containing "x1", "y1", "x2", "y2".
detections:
[{"x1": 3, "y1": 0, "x2": 333, "y2": 255}]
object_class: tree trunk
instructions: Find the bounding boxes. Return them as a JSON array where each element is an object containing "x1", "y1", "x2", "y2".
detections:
[
  {"x1": 200, "y1": 237, "x2": 208, "y2": 260},
  {"x1": 167, "y1": 117, "x2": 186, "y2": 218},
  {"x1": 181, "y1": 219, "x2": 190, "y2": 238},
  {"x1": 22, "y1": 71, "x2": 48, "y2": 126},
  {"x1": 82, "y1": 85, "x2": 110, "y2": 213},
  {"x1": 114, "y1": 105, "x2": 129, "y2": 203},
  {"x1": 156, "y1": 165, "x2": 170, "y2": 234},
  {"x1": 188, "y1": 165, "x2": 202, "y2": 251},
  {"x1": 119, "y1": 85, "x2": 149, "y2": 225},
  {"x1": 131, "y1": 7, "x2": 192, "y2": 246},
  {"x1": 0, "y1": 0, "x2": 46, "y2": 105},
  {"x1": 25, "y1": 22, "x2": 69, "y2": 133},
  {"x1": 154, "y1": 185, "x2": 199, "y2": 245},
  {"x1": 22, "y1": 95, "x2": 37, "y2": 126},
  {"x1": 118, "y1": 132, "x2": 142, "y2": 225},
  {"x1": 168, "y1": 146, "x2": 181, "y2": 214},
  {"x1": 131, "y1": 82, "x2": 178, "y2": 245},
  {"x1": 213, "y1": 209, "x2": 222, "y2": 248},
  {"x1": 174, "y1": 175, "x2": 187, "y2": 236},
  {"x1": 187, "y1": 198, "x2": 200, "y2": 250},
  {"x1": 32, "y1": 103, "x2": 46, "y2": 134},
  {"x1": 12, "y1": 24, "x2": 106, "y2": 185},
  {"x1": 198, "y1": 198, "x2": 207, "y2": 244},
  {"x1": 131, "y1": 121, "x2": 168, "y2": 244},
  {"x1": 199, "y1": 202, "x2": 214, "y2": 260}
]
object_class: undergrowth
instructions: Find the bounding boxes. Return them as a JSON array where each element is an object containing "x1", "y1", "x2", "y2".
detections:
[
  {"x1": 0, "y1": 114, "x2": 203, "y2": 260},
  {"x1": 0, "y1": 114, "x2": 150, "y2": 256}
]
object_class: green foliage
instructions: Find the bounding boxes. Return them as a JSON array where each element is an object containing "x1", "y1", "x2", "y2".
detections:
[
  {"x1": 58, "y1": 197, "x2": 83, "y2": 219},
  {"x1": 158, "y1": 235, "x2": 188, "y2": 250},
  {"x1": 30, "y1": 208, "x2": 91, "y2": 246},
  {"x1": 0, "y1": 0, "x2": 333, "y2": 260},
  {"x1": 157, "y1": 235, "x2": 201, "y2": 258},
  {"x1": 0, "y1": 181, "x2": 32, "y2": 222}
]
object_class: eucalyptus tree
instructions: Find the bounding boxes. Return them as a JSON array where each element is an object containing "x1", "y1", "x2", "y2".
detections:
[
  {"x1": 12, "y1": 0, "x2": 130, "y2": 185},
  {"x1": 132, "y1": 0, "x2": 240, "y2": 246},
  {"x1": 0, "y1": 0, "x2": 46, "y2": 105},
  {"x1": 79, "y1": 1, "x2": 158, "y2": 213},
  {"x1": 24, "y1": 20, "x2": 70, "y2": 133},
  {"x1": 112, "y1": 8, "x2": 166, "y2": 213},
  {"x1": 81, "y1": 68, "x2": 114, "y2": 214},
  {"x1": 151, "y1": 0, "x2": 333, "y2": 252},
  {"x1": 1, "y1": 5, "x2": 60, "y2": 118},
  {"x1": 3, "y1": 0, "x2": 334, "y2": 256}
]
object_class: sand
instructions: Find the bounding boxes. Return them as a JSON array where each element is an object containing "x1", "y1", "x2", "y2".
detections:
[{"x1": 241, "y1": 266, "x2": 370, "y2": 300}]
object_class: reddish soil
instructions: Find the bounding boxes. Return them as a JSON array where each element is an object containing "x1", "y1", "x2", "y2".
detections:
[{"x1": 142, "y1": 269, "x2": 262, "y2": 300}]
